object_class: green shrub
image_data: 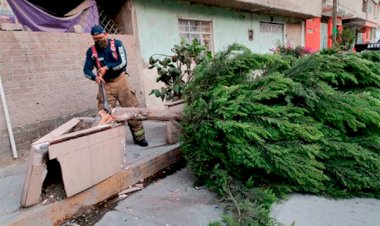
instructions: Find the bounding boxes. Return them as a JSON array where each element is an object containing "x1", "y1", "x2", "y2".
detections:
[{"x1": 148, "y1": 38, "x2": 210, "y2": 101}]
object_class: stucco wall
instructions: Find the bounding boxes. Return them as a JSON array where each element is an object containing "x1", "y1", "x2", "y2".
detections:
[
  {"x1": 326, "y1": 0, "x2": 377, "y2": 23},
  {"x1": 180, "y1": 0, "x2": 321, "y2": 18},
  {"x1": 134, "y1": 0, "x2": 288, "y2": 58},
  {"x1": 133, "y1": 0, "x2": 291, "y2": 109},
  {"x1": 0, "y1": 31, "x2": 144, "y2": 161},
  {"x1": 270, "y1": 0, "x2": 322, "y2": 17}
]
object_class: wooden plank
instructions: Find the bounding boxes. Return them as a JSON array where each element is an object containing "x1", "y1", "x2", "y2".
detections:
[{"x1": 33, "y1": 118, "x2": 80, "y2": 145}]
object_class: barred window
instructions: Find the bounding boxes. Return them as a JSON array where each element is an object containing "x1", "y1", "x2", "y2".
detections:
[
  {"x1": 260, "y1": 23, "x2": 272, "y2": 33},
  {"x1": 178, "y1": 19, "x2": 213, "y2": 51},
  {"x1": 260, "y1": 22, "x2": 283, "y2": 34},
  {"x1": 363, "y1": 0, "x2": 368, "y2": 12}
]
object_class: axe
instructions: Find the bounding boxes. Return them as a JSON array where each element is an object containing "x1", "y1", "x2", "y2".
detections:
[{"x1": 99, "y1": 81, "x2": 111, "y2": 114}]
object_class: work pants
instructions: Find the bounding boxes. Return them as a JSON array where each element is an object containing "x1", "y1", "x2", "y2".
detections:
[{"x1": 97, "y1": 73, "x2": 146, "y2": 142}]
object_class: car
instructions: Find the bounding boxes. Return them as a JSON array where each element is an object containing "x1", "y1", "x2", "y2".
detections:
[{"x1": 354, "y1": 40, "x2": 380, "y2": 52}]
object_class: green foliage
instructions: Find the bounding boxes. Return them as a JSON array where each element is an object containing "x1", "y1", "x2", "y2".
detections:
[
  {"x1": 272, "y1": 41, "x2": 316, "y2": 58},
  {"x1": 321, "y1": 28, "x2": 355, "y2": 54},
  {"x1": 283, "y1": 52, "x2": 380, "y2": 197},
  {"x1": 181, "y1": 44, "x2": 380, "y2": 225},
  {"x1": 319, "y1": 45, "x2": 343, "y2": 55},
  {"x1": 336, "y1": 28, "x2": 356, "y2": 51},
  {"x1": 148, "y1": 38, "x2": 211, "y2": 101},
  {"x1": 208, "y1": 222, "x2": 223, "y2": 226}
]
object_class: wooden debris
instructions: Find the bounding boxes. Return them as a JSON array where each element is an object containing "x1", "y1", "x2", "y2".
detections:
[
  {"x1": 98, "y1": 110, "x2": 115, "y2": 125},
  {"x1": 117, "y1": 186, "x2": 142, "y2": 196}
]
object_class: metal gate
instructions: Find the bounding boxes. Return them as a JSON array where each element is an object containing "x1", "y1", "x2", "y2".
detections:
[{"x1": 259, "y1": 22, "x2": 284, "y2": 53}]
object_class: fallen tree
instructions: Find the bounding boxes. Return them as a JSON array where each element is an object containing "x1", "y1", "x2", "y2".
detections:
[{"x1": 181, "y1": 44, "x2": 380, "y2": 225}]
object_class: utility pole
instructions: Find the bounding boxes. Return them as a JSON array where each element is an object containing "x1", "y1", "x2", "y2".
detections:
[{"x1": 332, "y1": 0, "x2": 338, "y2": 45}]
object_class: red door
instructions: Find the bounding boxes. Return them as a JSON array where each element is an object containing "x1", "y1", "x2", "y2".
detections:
[{"x1": 305, "y1": 18, "x2": 321, "y2": 51}]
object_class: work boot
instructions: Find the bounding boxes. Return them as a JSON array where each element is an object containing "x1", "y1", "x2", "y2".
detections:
[{"x1": 135, "y1": 139, "x2": 148, "y2": 147}]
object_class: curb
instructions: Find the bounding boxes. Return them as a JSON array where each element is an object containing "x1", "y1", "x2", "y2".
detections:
[{"x1": 5, "y1": 146, "x2": 181, "y2": 226}]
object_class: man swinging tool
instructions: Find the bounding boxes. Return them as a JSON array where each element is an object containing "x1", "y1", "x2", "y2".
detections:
[{"x1": 83, "y1": 25, "x2": 148, "y2": 147}]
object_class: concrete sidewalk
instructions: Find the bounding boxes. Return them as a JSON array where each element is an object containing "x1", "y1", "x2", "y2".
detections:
[
  {"x1": 95, "y1": 167, "x2": 223, "y2": 226},
  {"x1": 271, "y1": 194, "x2": 380, "y2": 226},
  {"x1": 0, "y1": 160, "x2": 28, "y2": 220}
]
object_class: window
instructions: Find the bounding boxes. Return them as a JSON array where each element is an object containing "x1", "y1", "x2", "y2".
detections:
[
  {"x1": 363, "y1": 0, "x2": 377, "y2": 15},
  {"x1": 364, "y1": 0, "x2": 378, "y2": 16},
  {"x1": 178, "y1": 19, "x2": 213, "y2": 51},
  {"x1": 260, "y1": 22, "x2": 283, "y2": 34},
  {"x1": 370, "y1": 0, "x2": 378, "y2": 16},
  {"x1": 363, "y1": 0, "x2": 368, "y2": 12}
]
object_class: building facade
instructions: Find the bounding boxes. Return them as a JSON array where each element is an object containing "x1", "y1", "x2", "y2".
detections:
[
  {"x1": 306, "y1": 0, "x2": 380, "y2": 51},
  {"x1": 131, "y1": 0, "x2": 322, "y2": 108},
  {"x1": 0, "y1": 0, "x2": 378, "y2": 159}
]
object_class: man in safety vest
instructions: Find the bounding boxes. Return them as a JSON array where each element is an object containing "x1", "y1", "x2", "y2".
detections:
[{"x1": 83, "y1": 25, "x2": 148, "y2": 147}]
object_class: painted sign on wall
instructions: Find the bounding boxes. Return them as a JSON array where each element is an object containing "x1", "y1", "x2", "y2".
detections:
[{"x1": 0, "y1": 0, "x2": 16, "y2": 23}]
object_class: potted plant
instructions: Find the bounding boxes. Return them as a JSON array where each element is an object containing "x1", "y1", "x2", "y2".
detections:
[{"x1": 148, "y1": 38, "x2": 210, "y2": 112}]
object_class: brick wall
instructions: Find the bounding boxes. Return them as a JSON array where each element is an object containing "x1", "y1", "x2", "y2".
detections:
[{"x1": 0, "y1": 31, "x2": 144, "y2": 161}]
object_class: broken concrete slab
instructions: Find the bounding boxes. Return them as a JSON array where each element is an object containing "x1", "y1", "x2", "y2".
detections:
[
  {"x1": 3, "y1": 141, "x2": 180, "y2": 225},
  {"x1": 49, "y1": 124, "x2": 125, "y2": 197},
  {"x1": 21, "y1": 118, "x2": 82, "y2": 207},
  {"x1": 166, "y1": 120, "x2": 181, "y2": 144},
  {"x1": 1, "y1": 121, "x2": 181, "y2": 225},
  {"x1": 21, "y1": 118, "x2": 125, "y2": 207}
]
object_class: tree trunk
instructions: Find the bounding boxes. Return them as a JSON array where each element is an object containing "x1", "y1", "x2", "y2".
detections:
[{"x1": 111, "y1": 107, "x2": 182, "y2": 122}]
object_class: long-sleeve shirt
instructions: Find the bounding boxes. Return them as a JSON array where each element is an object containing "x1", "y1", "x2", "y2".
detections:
[{"x1": 83, "y1": 39, "x2": 127, "y2": 81}]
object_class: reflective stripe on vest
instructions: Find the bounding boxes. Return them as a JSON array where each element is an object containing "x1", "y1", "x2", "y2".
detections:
[{"x1": 110, "y1": 39, "x2": 118, "y2": 61}]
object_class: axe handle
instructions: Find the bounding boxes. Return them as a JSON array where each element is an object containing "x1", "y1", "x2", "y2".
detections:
[{"x1": 99, "y1": 81, "x2": 111, "y2": 113}]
